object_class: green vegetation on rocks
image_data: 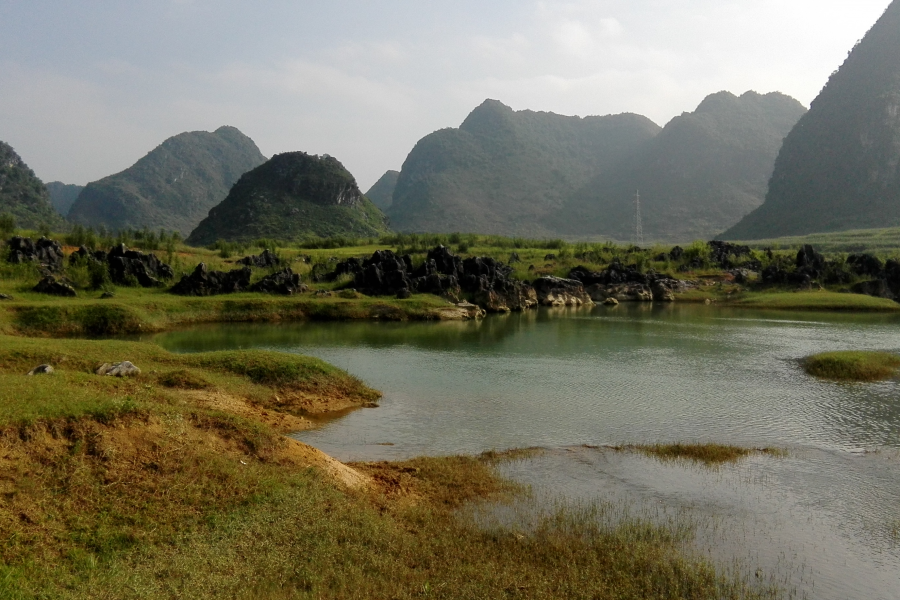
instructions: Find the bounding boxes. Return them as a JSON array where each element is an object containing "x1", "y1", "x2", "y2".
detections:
[
  {"x1": 0, "y1": 142, "x2": 66, "y2": 232},
  {"x1": 803, "y1": 350, "x2": 900, "y2": 381},
  {"x1": 724, "y1": 2, "x2": 900, "y2": 239},
  {"x1": 68, "y1": 126, "x2": 266, "y2": 236},
  {"x1": 186, "y1": 152, "x2": 390, "y2": 245}
]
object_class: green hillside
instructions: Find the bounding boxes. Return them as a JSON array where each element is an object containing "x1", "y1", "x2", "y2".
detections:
[
  {"x1": 46, "y1": 182, "x2": 84, "y2": 217},
  {"x1": 186, "y1": 152, "x2": 390, "y2": 245},
  {"x1": 561, "y1": 91, "x2": 806, "y2": 242},
  {"x1": 387, "y1": 99, "x2": 661, "y2": 236},
  {"x1": 68, "y1": 126, "x2": 266, "y2": 236},
  {"x1": 0, "y1": 141, "x2": 66, "y2": 231},
  {"x1": 723, "y1": 2, "x2": 900, "y2": 239},
  {"x1": 365, "y1": 170, "x2": 399, "y2": 211}
]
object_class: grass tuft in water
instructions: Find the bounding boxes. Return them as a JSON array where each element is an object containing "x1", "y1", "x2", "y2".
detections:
[
  {"x1": 803, "y1": 351, "x2": 900, "y2": 382},
  {"x1": 613, "y1": 444, "x2": 784, "y2": 466}
]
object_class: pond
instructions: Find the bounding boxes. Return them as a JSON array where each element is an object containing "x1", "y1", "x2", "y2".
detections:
[{"x1": 152, "y1": 304, "x2": 900, "y2": 599}]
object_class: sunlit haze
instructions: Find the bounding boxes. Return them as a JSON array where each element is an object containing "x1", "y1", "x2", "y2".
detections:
[{"x1": 0, "y1": 0, "x2": 890, "y2": 189}]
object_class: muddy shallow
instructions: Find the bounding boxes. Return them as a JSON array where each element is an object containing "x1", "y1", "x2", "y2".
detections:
[{"x1": 153, "y1": 304, "x2": 900, "y2": 598}]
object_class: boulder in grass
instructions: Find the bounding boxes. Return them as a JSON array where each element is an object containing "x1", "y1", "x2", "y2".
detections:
[
  {"x1": 249, "y1": 267, "x2": 306, "y2": 295},
  {"x1": 6, "y1": 236, "x2": 65, "y2": 272},
  {"x1": 96, "y1": 361, "x2": 141, "y2": 377},
  {"x1": 33, "y1": 275, "x2": 76, "y2": 297},
  {"x1": 170, "y1": 263, "x2": 252, "y2": 296},
  {"x1": 238, "y1": 249, "x2": 282, "y2": 268},
  {"x1": 27, "y1": 364, "x2": 54, "y2": 375}
]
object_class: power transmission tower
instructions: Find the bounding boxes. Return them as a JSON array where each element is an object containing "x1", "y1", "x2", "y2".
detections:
[{"x1": 634, "y1": 190, "x2": 644, "y2": 247}]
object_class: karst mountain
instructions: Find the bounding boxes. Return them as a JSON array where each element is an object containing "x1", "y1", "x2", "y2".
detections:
[
  {"x1": 386, "y1": 94, "x2": 805, "y2": 241},
  {"x1": 0, "y1": 141, "x2": 66, "y2": 231},
  {"x1": 560, "y1": 91, "x2": 807, "y2": 242},
  {"x1": 186, "y1": 151, "x2": 390, "y2": 245},
  {"x1": 387, "y1": 100, "x2": 661, "y2": 237},
  {"x1": 723, "y1": 1, "x2": 900, "y2": 239},
  {"x1": 68, "y1": 126, "x2": 267, "y2": 236}
]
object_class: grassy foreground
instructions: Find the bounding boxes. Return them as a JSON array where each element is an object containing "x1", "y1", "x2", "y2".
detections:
[
  {"x1": 803, "y1": 350, "x2": 900, "y2": 382},
  {"x1": 0, "y1": 335, "x2": 778, "y2": 599}
]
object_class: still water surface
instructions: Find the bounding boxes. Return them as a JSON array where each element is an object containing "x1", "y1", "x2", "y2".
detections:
[{"x1": 153, "y1": 305, "x2": 900, "y2": 599}]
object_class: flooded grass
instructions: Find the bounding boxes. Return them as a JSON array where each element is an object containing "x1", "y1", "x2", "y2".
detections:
[
  {"x1": 803, "y1": 350, "x2": 900, "y2": 382},
  {"x1": 609, "y1": 444, "x2": 785, "y2": 466}
]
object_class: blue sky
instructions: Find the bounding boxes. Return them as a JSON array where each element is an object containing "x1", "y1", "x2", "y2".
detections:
[{"x1": 0, "y1": 0, "x2": 890, "y2": 189}]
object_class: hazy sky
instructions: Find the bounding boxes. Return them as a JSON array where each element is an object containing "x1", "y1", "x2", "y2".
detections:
[{"x1": 0, "y1": 0, "x2": 890, "y2": 189}]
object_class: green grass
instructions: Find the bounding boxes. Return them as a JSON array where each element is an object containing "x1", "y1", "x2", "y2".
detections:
[
  {"x1": 612, "y1": 444, "x2": 784, "y2": 466},
  {"x1": 803, "y1": 351, "x2": 900, "y2": 382},
  {"x1": 0, "y1": 335, "x2": 379, "y2": 426},
  {"x1": 731, "y1": 291, "x2": 900, "y2": 312},
  {"x1": 735, "y1": 226, "x2": 900, "y2": 255}
]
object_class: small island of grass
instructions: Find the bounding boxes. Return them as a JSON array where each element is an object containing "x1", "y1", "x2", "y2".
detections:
[
  {"x1": 803, "y1": 351, "x2": 900, "y2": 382},
  {"x1": 611, "y1": 443, "x2": 784, "y2": 466}
]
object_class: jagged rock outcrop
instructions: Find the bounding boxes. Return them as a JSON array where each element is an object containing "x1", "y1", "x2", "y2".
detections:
[
  {"x1": 532, "y1": 277, "x2": 593, "y2": 306},
  {"x1": 330, "y1": 245, "x2": 538, "y2": 311},
  {"x1": 6, "y1": 236, "x2": 64, "y2": 271},
  {"x1": 237, "y1": 249, "x2": 282, "y2": 268},
  {"x1": 170, "y1": 263, "x2": 251, "y2": 296},
  {"x1": 760, "y1": 245, "x2": 850, "y2": 288},
  {"x1": 0, "y1": 142, "x2": 66, "y2": 231},
  {"x1": 69, "y1": 126, "x2": 267, "y2": 236},
  {"x1": 186, "y1": 152, "x2": 389, "y2": 245},
  {"x1": 33, "y1": 275, "x2": 76, "y2": 297},
  {"x1": 69, "y1": 244, "x2": 174, "y2": 288},
  {"x1": 723, "y1": 2, "x2": 900, "y2": 239},
  {"x1": 249, "y1": 268, "x2": 306, "y2": 295},
  {"x1": 568, "y1": 262, "x2": 682, "y2": 302}
]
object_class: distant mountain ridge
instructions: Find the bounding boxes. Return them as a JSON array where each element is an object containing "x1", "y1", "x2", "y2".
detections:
[
  {"x1": 186, "y1": 152, "x2": 390, "y2": 245},
  {"x1": 560, "y1": 91, "x2": 807, "y2": 242},
  {"x1": 366, "y1": 170, "x2": 399, "y2": 211},
  {"x1": 387, "y1": 100, "x2": 662, "y2": 237},
  {"x1": 723, "y1": 1, "x2": 900, "y2": 239},
  {"x1": 386, "y1": 94, "x2": 805, "y2": 241},
  {"x1": 46, "y1": 182, "x2": 84, "y2": 217},
  {"x1": 0, "y1": 141, "x2": 66, "y2": 231},
  {"x1": 68, "y1": 126, "x2": 266, "y2": 235}
]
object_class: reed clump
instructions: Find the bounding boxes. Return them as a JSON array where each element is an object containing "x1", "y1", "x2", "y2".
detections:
[
  {"x1": 615, "y1": 443, "x2": 784, "y2": 465},
  {"x1": 803, "y1": 351, "x2": 900, "y2": 381}
]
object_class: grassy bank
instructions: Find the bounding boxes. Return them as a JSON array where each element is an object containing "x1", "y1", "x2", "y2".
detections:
[
  {"x1": 803, "y1": 350, "x2": 900, "y2": 381},
  {"x1": 728, "y1": 291, "x2": 900, "y2": 312},
  {"x1": 733, "y1": 226, "x2": 900, "y2": 254},
  {"x1": 0, "y1": 335, "x2": 778, "y2": 599},
  {"x1": 0, "y1": 289, "x2": 458, "y2": 337}
]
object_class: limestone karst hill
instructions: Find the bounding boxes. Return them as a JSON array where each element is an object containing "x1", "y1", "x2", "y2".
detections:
[
  {"x1": 186, "y1": 151, "x2": 390, "y2": 245},
  {"x1": 68, "y1": 126, "x2": 266, "y2": 236},
  {"x1": 46, "y1": 182, "x2": 84, "y2": 217},
  {"x1": 561, "y1": 91, "x2": 807, "y2": 242},
  {"x1": 365, "y1": 170, "x2": 400, "y2": 211},
  {"x1": 723, "y1": 1, "x2": 900, "y2": 240},
  {"x1": 386, "y1": 99, "x2": 661, "y2": 237},
  {"x1": 386, "y1": 94, "x2": 805, "y2": 242},
  {"x1": 0, "y1": 141, "x2": 66, "y2": 231}
]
